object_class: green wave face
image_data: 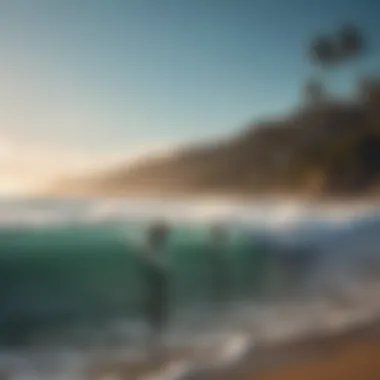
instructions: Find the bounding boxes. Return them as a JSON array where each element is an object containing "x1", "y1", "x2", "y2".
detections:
[{"x1": 0, "y1": 221, "x2": 271, "y2": 346}]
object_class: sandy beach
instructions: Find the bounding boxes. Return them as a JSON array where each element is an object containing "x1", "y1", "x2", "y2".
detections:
[
  {"x1": 246, "y1": 324, "x2": 380, "y2": 380},
  {"x1": 87, "y1": 320, "x2": 380, "y2": 380}
]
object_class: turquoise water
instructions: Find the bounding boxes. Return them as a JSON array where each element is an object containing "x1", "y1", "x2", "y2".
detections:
[
  {"x1": 2, "y1": 199, "x2": 380, "y2": 379},
  {"x1": 0, "y1": 220, "x2": 270, "y2": 347}
]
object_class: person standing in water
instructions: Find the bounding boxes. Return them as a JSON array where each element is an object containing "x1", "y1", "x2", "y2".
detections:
[
  {"x1": 209, "y1": 224, "x2": 230, "y2": 309},
  {"x1": 140, "y1": 221, "x2": 170, "y2": 342}
]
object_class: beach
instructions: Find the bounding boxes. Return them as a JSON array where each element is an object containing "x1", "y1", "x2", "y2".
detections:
[
  {"x1": 87, "y1": 320, "x2": 380, "y2": 380},
  {"x1": 246, "y1": 322, "x2": 380, "y2": 380}
]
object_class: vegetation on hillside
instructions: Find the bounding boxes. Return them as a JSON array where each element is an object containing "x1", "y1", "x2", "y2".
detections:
[{"x1": 52, "y1": 24, "x2": 380, "y2": 198}]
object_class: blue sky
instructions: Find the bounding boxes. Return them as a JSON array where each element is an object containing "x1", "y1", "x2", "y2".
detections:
[{"x1": 0, "y1": 0, "x2": 379, "y2": 190}]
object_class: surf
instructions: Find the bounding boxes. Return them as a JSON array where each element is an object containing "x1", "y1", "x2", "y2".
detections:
[{"x1": 0, "y1": 197, "x2": 380, "y2": 379}]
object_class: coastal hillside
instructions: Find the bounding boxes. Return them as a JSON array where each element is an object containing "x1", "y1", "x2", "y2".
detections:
[{"x1": 52, "y1": 79, "x2": 380, "y2": 198}]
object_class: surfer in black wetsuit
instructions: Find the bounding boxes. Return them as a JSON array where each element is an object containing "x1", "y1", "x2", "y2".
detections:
[
  {"x1": 141, "y1": 221, "x2": 170, "y2": 340},
  {"x1": 209, "y1": 224, "x2": 230, "y2": 309}
]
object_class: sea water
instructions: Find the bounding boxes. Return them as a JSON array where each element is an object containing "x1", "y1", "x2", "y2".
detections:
[{"x1": 1, "y1": 196, "x2": 380, "y2": 379}]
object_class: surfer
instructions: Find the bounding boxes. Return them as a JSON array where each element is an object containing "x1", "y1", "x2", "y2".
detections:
[
  {"x1": 209, "y1": 224, "x2": 230, "y2": 309},
  {"x1": 141, "y1": 221, "x2": 170, "y2": 342}
]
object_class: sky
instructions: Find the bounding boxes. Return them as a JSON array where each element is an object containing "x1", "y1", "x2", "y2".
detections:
[{"x1": 0, "y1": 0, "x2": 379, "y2": 192}]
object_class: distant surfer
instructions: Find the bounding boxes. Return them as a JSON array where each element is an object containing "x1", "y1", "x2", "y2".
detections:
[
  {"x1": 140, "y1": 221, "x2": 170, "y2": 344},
  {"x1": 209, "y1": 224, "x2": 230, "y2": 309}
]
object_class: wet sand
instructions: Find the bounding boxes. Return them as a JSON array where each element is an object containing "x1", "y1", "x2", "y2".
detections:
[
  {"x1": 223, "y1": 321, "x2": 380, "y2": 380},
  {"x1": 245, "y1": 325, "x2": 380, "y2": 380},
  {"x1": 87, "y1": 321, "x2": 380, "y2": 380}
]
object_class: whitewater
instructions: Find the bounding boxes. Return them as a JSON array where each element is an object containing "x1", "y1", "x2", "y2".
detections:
[{"x1": 1, "y1": 196, "x2": 380, "y2": 380}]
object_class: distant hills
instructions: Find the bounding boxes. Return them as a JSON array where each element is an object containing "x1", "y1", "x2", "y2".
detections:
[{"x1": 50, "y1": 78, "x2": 380, "y2": 199}]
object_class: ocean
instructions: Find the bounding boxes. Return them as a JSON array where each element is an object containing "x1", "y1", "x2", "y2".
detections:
[{"x1": 1, "y1": 196, "x2": 380, "y2": 380}]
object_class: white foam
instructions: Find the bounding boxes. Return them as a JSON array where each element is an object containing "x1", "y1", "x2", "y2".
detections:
[
  {"x1": 0, "y1": 197, "x2": 376, "y2": 229},
  {"x1": 1, "y1": 197, "x2": 380, "y2": 379},
  {"x1": 215, "y1": 334, "x2": 252, "y2": 367},
  {"x1": 140, "y1": 360, "x2": 193, "y2": 380}
]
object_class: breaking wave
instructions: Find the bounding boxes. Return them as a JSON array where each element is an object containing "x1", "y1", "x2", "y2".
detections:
[{"x1": 0, "y1": 196, "x2": 380, "y2": 379}]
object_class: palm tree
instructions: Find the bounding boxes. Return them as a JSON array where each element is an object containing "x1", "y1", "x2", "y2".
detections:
[
  {"x1": 337, "y1": 23, "x2": 365, "y2": 60},
  {"x1": 337, "y1": 23, "x2": 366, "y2": 84},
  {"x1": 310, "y1": 34, "x2": 338, "y2": 68},
  {"x1": 303, "y1": 77, "x2": 325, "y2": 106},
  {"x1": 309, "y1": 34, "x2": 340, "y2": 101}
]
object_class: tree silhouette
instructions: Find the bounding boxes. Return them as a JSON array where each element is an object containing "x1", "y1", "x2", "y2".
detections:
[
  {"x1": 337, "y1": 23, "x2": 365, "y2": 61},
  {"x1": 303, "y1": 77, "x2": 325, "y2": 106},
  {"x1": 310, "y1": 35, "x2": 338, "y2": 68},
  {"x1": 309, "y1": 34, "x2": 340, "y2": 102},
  {"x1": 337, "y1": 23, "x2": 366, "y2": 83}
]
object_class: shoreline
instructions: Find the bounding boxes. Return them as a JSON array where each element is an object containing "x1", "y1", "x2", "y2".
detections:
[
  {"x1": 217, "y1": 319, "x2": 380, "y2": 380},
  {"x1": 87, "y1": 318, "x2": 380, "y2": 380},
  {"x1": 243, "y1": 321, "x2": 380, "y2": 380}
]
